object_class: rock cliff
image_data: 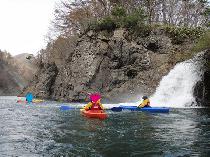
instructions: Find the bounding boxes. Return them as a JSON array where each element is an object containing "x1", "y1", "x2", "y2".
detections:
[
  {"x1": 24, "y1": 28, "x2": 196, "y2": 102},
  {"x1": 193, "y1": 50, "x2": 210, "y2": 106}
]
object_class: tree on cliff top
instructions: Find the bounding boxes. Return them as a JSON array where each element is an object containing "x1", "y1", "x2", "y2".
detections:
[
  {"x1": 53, "y1": 0, "x2": 210, "y2": 37},
  {"x1": 38, "y1": 0, "x2": 209, "y2": 68}
]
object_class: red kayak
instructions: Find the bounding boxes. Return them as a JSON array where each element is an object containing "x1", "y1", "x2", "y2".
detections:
[
  {"x1": 17, "y1": 100, "x2": 27, "y2": 103},
  {"x1": 81, "y1": 109, "x2": 108, "y2": 120}
]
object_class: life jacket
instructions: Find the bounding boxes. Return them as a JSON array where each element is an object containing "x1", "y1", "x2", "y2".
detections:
[
  {"x1": 90, "y1": 101, "x2": 103, "y2": 110},
  {"x1": 139, "y1": 99, "x2": 151, "y2": 108},
  {"x1": 144, "y1": 99, "x2": 150, "y2": 107}
]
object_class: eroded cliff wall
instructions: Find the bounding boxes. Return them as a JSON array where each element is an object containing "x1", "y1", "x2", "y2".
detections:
[{"x1": 24, "y1": 28, "x2": 196, "y2": 102}]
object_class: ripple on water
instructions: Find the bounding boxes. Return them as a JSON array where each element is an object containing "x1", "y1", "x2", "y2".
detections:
[{"x1": 0, "y1": 98, "x2": 210, "y2": 156}]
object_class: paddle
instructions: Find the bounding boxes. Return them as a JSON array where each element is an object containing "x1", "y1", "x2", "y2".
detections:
[
  {"x1": 60, "y1": 105, "x2": 123, "y2": 112},
  {"x1": 110, "y1": 106, "x2": 141, "y2": 112},
  {"x1": 110, "y1": 107, "x2": 123, "y2": 112},
  {"x1": 59, "y1": 105, "x2": 78, "y2": 111}
]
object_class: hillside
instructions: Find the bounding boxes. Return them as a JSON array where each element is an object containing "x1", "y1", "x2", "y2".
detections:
[
  {"x1": 14, "y1": 53, "x2": 37, "y2": 81},
  {"x1": 0, "y1": 52, "x2": 37, "y2": 96},
  {"x1": 0, "y1": 61, "x2": 24, "y2": 95}
]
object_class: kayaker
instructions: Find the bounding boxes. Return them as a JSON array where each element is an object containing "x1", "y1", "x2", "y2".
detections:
[
  {"x1": 25, "y1": 92, "x2": 34, "y2": 103},
  {"x1": 138, "y1": 96, "x2": 151, "y2": 108},
  {"x1": 84, "y1": 93, "x2": 104, "y2": 111}
]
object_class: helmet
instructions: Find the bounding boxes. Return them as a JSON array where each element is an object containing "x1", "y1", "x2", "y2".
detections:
[
  {"x1": 90, "y1": 93, "x2": 101, "y2": 103},
  {"x1": 142, "y1": 96, "x2": 148, "y2": 100}
]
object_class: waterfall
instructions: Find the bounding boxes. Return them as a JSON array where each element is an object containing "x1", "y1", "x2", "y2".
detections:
[
  {"x1": 103, "y1": 53, "x2": 204, "y2": 109},
  {"x1": 150, "y1": 53, "x2": 204, "y2": 108}
]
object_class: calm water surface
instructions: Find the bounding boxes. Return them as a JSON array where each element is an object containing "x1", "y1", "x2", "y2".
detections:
[{"x1": 0, "y1": 97, "x2": 210, "y2": 157}]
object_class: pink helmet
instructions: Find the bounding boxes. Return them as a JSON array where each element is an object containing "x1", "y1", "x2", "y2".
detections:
[{"x1": 90, "y1": 93, "x2": 101, "y2": 103}]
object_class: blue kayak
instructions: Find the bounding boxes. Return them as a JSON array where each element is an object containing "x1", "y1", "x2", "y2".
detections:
[
  {"x1": 60, "y1": 105, "x2": 169, "y2": 113},
  {"x1": 113, "y1": 105, "x2": 169, "y2": 113}
]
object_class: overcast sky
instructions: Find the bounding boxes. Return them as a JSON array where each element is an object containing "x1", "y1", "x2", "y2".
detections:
[{"x1": 0, "y1": 0, "x2": 60, "y2": 56}]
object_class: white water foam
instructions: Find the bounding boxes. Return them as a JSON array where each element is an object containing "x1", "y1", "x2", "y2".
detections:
[{"x1": 150, "y1": 53, "x2": 204, "y2": 108}]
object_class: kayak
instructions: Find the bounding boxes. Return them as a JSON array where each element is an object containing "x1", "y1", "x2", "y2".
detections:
[
  {"x1": 114, "y1": 105, "x2": 169, "y2": 113},
  {"x1": 17, "y1": 100, "x2": 27, "y2": 103},
  {"x1": 119, "y1": 106, "x2": 169, "y2": 113},
  {"x1": 80, "y1": 109, "x2": 108, "y2": 120},
  {"x1": 32, "y1": 99, "x2": 44, "y2": 103},
  {"x1": 17, "y1": 99, "x2": 44, "y2": 104}
]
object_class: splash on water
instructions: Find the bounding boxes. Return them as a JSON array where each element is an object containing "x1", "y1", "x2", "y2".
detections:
[{"x1": 150, "y1": 53, "x2": 204, "y2": 108}]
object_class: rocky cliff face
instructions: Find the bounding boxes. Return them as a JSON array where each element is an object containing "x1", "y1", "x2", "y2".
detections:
[
  {"x1": 193, "y1": 50, "x2": 210, "y2": 106},
  {"x1": 24, "y1": 28, "x2": 195, "y2": 102}
]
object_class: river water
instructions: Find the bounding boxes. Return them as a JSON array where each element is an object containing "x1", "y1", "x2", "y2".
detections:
[{"x1": 0, "y1": 97, "x2": 210, "y2": 157}]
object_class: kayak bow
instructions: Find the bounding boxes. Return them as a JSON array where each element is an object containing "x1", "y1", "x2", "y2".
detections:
[{"x1": 80, "y1": 109, "x2": 108, "y2": 120}]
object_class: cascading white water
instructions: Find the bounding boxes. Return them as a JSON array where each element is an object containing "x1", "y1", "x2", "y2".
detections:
[{"x1": 151, "y1": 53, "x2": 204, "y2": 108}]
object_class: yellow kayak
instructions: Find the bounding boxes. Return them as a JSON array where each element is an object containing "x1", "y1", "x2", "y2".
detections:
[{"x1": 32, "y1": 99, "x2": 44, "y2": 103}]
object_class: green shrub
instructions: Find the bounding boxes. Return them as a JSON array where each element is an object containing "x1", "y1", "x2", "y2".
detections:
[
  {"x1": 96, "y1": 16, "x2": 117, "y2": 31},
  {"x1": 132, "y1": 24, "x2": 152, "y2": 38},
  {"x1": 111, "y1": 6, "x2": 127, "y2": 17},
  {"x1": 109, "y1": 6, "x2": 127, "y2": 28},
  {"x1": 123, "y1": 8, "x2": 146, "y2": 28},
  {"x1": 83, "y1": 18, "x2": 98, "y2": 32},
  {"x1": 163, "y1": 25, "x2": 204, "y2": 44},
  {"x1": 87, "y1": 7, "x2": 147, "y2": 32},
  {"x1": 123, "y1": 15, "x2": 139, "y2": 28},
  {"x1": 192, "y1": 30, "x2": 210, "y2": 52}
]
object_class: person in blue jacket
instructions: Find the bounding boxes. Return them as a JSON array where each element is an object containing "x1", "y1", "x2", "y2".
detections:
[{"x1": 25, "y1": 92, "x2": 33, "y2": 103}]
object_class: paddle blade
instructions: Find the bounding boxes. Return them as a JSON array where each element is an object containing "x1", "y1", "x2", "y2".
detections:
[
  {"x1": 60, "y1": 105, "x2": 75, "y2": 111},
  {"x1": 111, "y1": 107, "x2": 122, "y2": 112}
]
